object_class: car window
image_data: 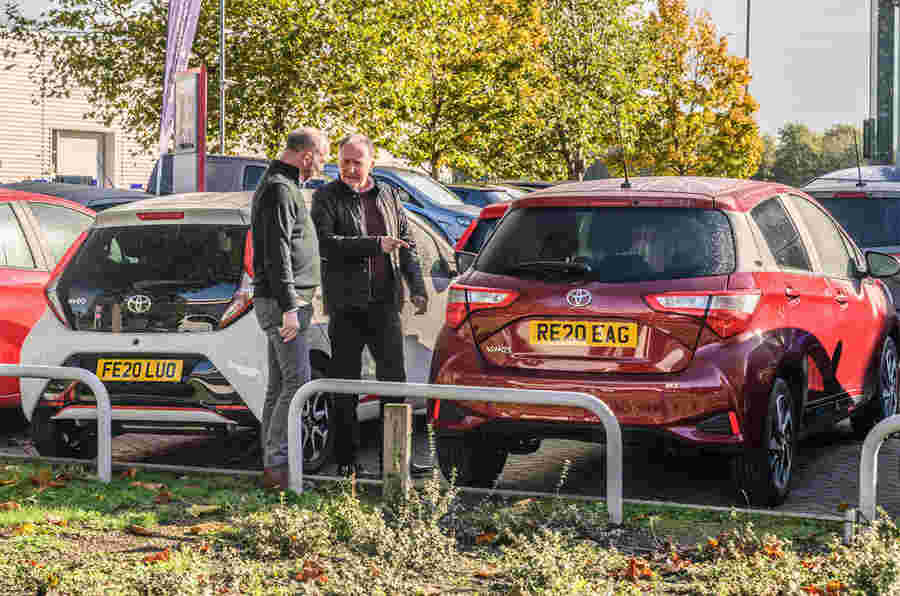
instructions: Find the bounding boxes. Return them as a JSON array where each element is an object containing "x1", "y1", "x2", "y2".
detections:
[
  {"x1": 750, "y1": 198, "x2": 812, "y2": 272},
  {"x1": 408, "y1": 218, "x2": 438, "y2": 277},
  {"x1": 462, "y1": 217, "x2": 500, "y2": 253},
  {"x1": 812, "y1": 196, "x2": 900, "y2": 247},
  {"x1": 28, "y1": 203, "x2": 93, "y2": 265},
  {"x1": 381, "y1": 169, "x2": 464, "y2": 206},
  {"x1": 375, "y1": 176, "x2": 421, "y2": 208},
  {"x1": 788, "y1": 195, "x2": 856, "y2": 279},
  {"x1": 477, "y1": 206, "x2": 735, "y2": 282},
  {"x1": 242, "y1": 165, "x2": 267, "y2": 191},
  {"x1": 0, "y1": 203, "x2": 36, "y2": 268}
]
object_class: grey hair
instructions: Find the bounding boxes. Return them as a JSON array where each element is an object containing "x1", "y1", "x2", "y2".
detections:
[
  {"x1": 285, "y1": 127, "x2": 327, "y2": 152},
  {"x1": 338, "y1": 133, "x2": 375, "y2": 159}
]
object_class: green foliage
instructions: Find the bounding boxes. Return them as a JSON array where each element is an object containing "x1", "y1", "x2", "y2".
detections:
[{"x1": 770, "y1": 122, "x2": 864, "y2": 187}]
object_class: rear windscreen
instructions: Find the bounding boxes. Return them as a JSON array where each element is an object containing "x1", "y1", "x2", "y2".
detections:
[
  {"x1": 65, "y1": 225, "x2": 247, "y2": 289},
  {"x1": 476, "y1": 207, "x2": 735, "y2": 283},
  {"x1": 812, "y1": 197, "x2": 900, "y2": 247},
  {"x1": 462, "y1": 218, "x2": 500, "y2": 253}
]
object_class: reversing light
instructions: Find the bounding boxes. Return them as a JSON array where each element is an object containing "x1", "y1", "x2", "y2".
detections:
[
  {"x1": 137, "y1": 211, "x2": 185, "y2": 220},
  {"x1": 445, "y1": 284, "x2": 519, "y2": 328}
]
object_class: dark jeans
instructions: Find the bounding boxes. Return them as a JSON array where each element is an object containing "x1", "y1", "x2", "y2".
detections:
[
  {"x1": 255, "y1": 297, "x2": 312, "y2": 468},
  {"x1": 329, "y1": 302, "x2": 405, "y2": 466}
]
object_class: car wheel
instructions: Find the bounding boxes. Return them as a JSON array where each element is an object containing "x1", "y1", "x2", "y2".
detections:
[
  {"x1": 850, "y1": 335, "x2": 899, "y2": 439},
  {"x1": 436, "y1": 434, "x2": 508, "y2": 488},
  {"x1": 731, "y1": 377, "x2": 795, "y2": 507},
  {"x1": 30, "y1": 409, "x2": 98, "y2": 460},
  {"x1": 300, "y1": 368, "x2": 335, "y2": 473}
]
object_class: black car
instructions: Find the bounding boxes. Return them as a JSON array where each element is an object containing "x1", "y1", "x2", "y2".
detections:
[{"x1": 0, "y1": 182, "x2": 154, "y2": 212}]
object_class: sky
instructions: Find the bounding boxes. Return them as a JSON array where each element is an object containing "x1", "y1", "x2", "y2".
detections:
[
  {"x1": 19, "y1": 0, "x2": 871, "y2": 138},
  {"x1": 687, "y1": 0, "x2": 870, "y2": 138}
]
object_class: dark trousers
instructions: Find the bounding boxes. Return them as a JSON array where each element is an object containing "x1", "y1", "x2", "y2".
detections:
[{"x1": 329, "y1": 302, "x2": 405, "y2": 466}]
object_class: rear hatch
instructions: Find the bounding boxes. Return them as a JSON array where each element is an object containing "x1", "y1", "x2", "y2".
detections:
[{"x1": 462, "y1": 204, "x2": 738, "y2": 374}]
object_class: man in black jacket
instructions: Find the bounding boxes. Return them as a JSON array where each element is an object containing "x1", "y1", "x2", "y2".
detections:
[
  {"x1": 251, "y1": 127, "x2": 327, "y2": 491},
  {"x1": 311, "y1": 133, "x2": 431, "y2": 477}
]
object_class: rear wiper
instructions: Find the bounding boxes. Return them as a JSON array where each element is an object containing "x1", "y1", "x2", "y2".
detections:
[
  {"x1": 133, "y1": 279, "x2": 208, "y2": 289},
  {"x1": 504, "y1": 260, "x2": 591, "y2": 275}
]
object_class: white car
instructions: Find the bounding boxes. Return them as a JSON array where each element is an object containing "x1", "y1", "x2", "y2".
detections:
[{"x1": 18, "y1": 190, "x2": 456, "y2": 471}]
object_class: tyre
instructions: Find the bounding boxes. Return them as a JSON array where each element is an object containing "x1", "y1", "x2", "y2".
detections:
[
  {"x1": 300, "y1": 368, "x2": 335, "y2": 473},
  {"x1": 436, "y1": 434, "x2": 508, "y2": 488},
  {"x1": 30, "y1": 409, "x2": 98, "y2": 460},
  {"x1": 731, "y1": 377, "x2": 796, "y2": 507},
  {"x1": 850, "y1": 335, "x2": 899, "y2": 439}
]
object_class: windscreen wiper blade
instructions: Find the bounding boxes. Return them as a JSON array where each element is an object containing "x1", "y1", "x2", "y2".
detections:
[{"x1": 505, "y1": 260, "x2": 591, "y2": 275}]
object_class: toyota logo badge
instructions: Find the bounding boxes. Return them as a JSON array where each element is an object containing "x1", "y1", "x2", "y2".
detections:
[
  {"x1": 125, "y1": 294, "x2": 152, "y2": 314},
  {"x1": 566, "y1": 288, "x2": 592, "y2": 308}
]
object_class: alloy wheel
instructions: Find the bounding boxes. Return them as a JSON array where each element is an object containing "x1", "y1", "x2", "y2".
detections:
[
  {"x1": 768, "y1": 389, "x2": 793, "y2": 491},
  {"x1": 880, "y1": 337, "x2": 898, "y2": 419},
  {"x1": 301, "y1": 393, "x2": 330, "y2": 464}
]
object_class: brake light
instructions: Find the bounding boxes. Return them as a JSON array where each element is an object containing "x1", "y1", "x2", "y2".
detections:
[
  {"x1": 137, "y1": 211, "x2": 184, "y2": 220},
  {"x1": 219, "y1": 270, "x2": 254, "y2": 328},
  {"x1": 644, "y1": 290, "x2": 761, "y2": 338},
  {"x1": 44, "y1": 230, "x2": 89, "y2": 328},
  {"x1": 833, "y1": 192, "x2": 867, "y2": 198},
  {"x1": 445, "y1": 284, "x2": 519, "y2": 328}
]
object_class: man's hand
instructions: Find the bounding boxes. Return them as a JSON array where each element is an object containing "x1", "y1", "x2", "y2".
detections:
[
  {"x1": 279, "y1": 310, "x2": 300, "y2": 343},
  {"x1": 380, "y1": 236, "x2": 409, "y2": 253},
  {"x1": 411, "y1": 295, "x2": 427, "y2": 315}
]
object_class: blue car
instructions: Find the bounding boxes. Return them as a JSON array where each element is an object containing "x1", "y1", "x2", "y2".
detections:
[{"x1": 323, "y1": 164, "x2": 479, "y2": 244}]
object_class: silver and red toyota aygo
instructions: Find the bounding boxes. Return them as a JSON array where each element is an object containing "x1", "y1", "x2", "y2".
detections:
[{"x1": 19, "y1": 191, "x2": 455, "y2": 471}]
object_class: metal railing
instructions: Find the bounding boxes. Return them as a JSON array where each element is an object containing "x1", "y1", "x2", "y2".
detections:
[
  {"x1": 858, "y1": 413, "x2": 900, "y2": 523},
  {"x1": 288, "y1": 379, "x2": 624, "y2": 524},
  {"x1": 0, "y1": 364, "x2": 112, "y2": 483}
]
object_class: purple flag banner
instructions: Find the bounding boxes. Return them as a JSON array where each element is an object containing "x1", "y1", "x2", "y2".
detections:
[{"x1": 158, "y1": 0, "x2": 203, "y2": 157}]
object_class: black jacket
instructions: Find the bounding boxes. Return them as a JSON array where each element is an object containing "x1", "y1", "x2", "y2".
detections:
[
  {"x1": 311, "y1": 178, "x2": 426, "y2": 311},
  {"x1": 250, "y1": 160, "x2": 320, "y2": 311}
]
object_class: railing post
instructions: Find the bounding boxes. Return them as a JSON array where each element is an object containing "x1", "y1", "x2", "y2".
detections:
[
  {"x1": 859, "y1": 414, "x2": 900, "y2": 523},
  {"x1": 383, "y1": 403, "x2": 412, "y2": 499},
  {"x1": 0, "y1": 364, "x2": 111, "y2": 483}
]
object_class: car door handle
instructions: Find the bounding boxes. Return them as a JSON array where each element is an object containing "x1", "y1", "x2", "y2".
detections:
[{"x1": 785, "y1": 286, "x2": 800, "y2": 299}]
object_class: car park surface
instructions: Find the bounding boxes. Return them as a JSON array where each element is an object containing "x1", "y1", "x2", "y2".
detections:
[
  {"x1": 0, "y1": 189, "x2": 95, "y2": 410},
  {"x1": 429, "y1": 176, "x2": 900, "y2": 507},
  {"x1": 18, "y1": 190, "x2": 457, "y2": 470}
]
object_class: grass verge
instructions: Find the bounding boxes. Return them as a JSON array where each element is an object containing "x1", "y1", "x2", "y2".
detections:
[{"x1": 0, "y1": 462, "x2": 895, "y2": 594}]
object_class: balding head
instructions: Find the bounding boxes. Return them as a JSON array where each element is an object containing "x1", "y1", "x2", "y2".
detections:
[
  {"x1": 338, "y1": 133, "x2": 376, "y2": 192},
  {"x1": 280, "y1": 127, "x2": 329, "y2": 180}
]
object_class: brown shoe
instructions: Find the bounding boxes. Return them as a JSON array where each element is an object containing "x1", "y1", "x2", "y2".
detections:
[{"x1": 261, "y1": 465, "x2": 290, "y2": 491}]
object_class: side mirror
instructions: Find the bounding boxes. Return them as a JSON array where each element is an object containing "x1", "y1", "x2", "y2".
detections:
[
  {"x1": 455, "y1": 251, "x2": 476, "y2": 273},
  {"x1": 865, "y1": 251, "x2": 900, "y2": 278}
]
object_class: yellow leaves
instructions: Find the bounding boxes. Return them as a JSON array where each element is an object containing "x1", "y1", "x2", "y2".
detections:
[
  {"x1": 706, "y1": 537, "x2": 719, "y2": 549},
  {"x1": 0, "y1": 501, "x2": 21, "y2": 511},
  {"x1": 609, "y1": 557, "x2": 654, "y2": 582},
  {"x1": 11, "y1": 522, "x2": 35, "y2": 536},
  {"x1": 801, "y1": 582, "x2": 848, "y2": 596}
]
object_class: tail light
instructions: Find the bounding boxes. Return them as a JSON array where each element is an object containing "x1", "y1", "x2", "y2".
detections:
[
  {"x1": 44, "y1": 230, "x2": 89, "y2": 328},
  {"x1": 445, "y1": 284, "x2": 519, "y2": 328},
  {"x1": 219, "y1": 233, "x2": 255, "y2": 328},
  {"x1": 644, "y1": 290, "x2": 761, "y2": 338}
]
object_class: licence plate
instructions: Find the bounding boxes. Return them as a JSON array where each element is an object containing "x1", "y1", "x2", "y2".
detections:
[
  {"x1": 528, "y1": 320, "x2": 638, "y2": 347},
  {"x1": 96, "y1": 359, "x2": 184, "y2": 382}
]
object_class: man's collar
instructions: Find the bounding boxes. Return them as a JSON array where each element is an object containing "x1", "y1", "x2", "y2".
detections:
[
  {"x1": 271, "y1": 159, "x2": 301, "y2": 183},
  {"x1": 338, "y1": 176, "x2": 376, "y2": 195}
]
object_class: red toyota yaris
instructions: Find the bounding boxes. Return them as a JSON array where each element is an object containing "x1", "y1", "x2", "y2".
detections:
[{"x1": 428, "y1": 177, "x2": 900, "y2": 506}]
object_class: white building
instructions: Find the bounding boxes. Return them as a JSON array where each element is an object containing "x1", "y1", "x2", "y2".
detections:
[{"x1": 0, "y1": 41, "x2": 156, "y2": 189}]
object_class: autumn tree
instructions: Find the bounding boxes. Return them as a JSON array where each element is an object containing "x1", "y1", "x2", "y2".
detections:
[
  {"x1": 751, "y1": 132, "x2": 776, "y2": 181},
  {"x1": 331, "y1": 0, "x2": 549, "y2": 178},
  {"x1": 633, "y1": 0, "x2": 762, "y2": 178}
]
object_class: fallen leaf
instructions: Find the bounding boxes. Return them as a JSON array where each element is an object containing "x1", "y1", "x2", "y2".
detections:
[
  {"x1": 95, "y1": 494, "x2": 104, "y2": 501},
  {"x1": 511, "y1": 498, "x2": 534, "y2": 508},
  {"x1": 197, "y1": 543, "x2": 210, "y2": 553},
  {"x1": 187, "y1": 504, "x2": 221, "y2": 516},
  {"x1": 154, "y1": 491, "x2": 173, "y2": 504},
  {"x1": 297, "y1": 559, "x2": 326, "y2": 582},
  {"x1": 418, "y1": 585, "x2": 441, "y2": 595},
  {"x1": 763, "y1": 543, "x2": 784, "y2": 560},
  {"x1": 45, "y1": 516, "x2": 67, "y2": 526},
  {"x1": 801, "y1": 587, "x2": 824, "y2": 595},
  {"x1": 801, "y1": 560, "x2": 818, "y2": 569},
  {"x1": 127, "y1": 524, "x2": 154, "y2": 536},
  {"x1": 837, "y1": 503, "x2": 850, "y2": 512},
  {"x1": 11, "y1": 522, "x2": 36, "y2": 536},
  {"x1": 46, "y1": 481, "x2": 66, "y2": 488},
  {"x1": 120, "y1": 468, "x2": 137, "y2": 479},
  {"x1": 143, "y1": 548, "x2": 170, "y2": 564},
  {"x1": 475, "y1": 531, "x2": 497, "y2": 545},
  {"x1": 474, "y1": 565, "x2": 499, "y2": 578},
  {"x1": 707, "y1": 538, "x2": 719, "y2": 548},
  {"x1": 0, "y1": 501, "x2": 21, "y2": 511},
  {"x1": 54, "y1": 473, "x2": 71, "y2": 482},
  {"x1": 0, "y1": 475, "x2": 19, "y2": 486},
  {"x1": 130, "y1": 481, "x2": 165, "y2": 491},
  {"x1": 30, "y1": 468, "x2": 52, "y2": 488},
  {"x1": 825, "y1": 580, "x2": 848, "y2": 595},
  {"x1": 188, "y1": 522, "x2": 225, "y2": 535}
]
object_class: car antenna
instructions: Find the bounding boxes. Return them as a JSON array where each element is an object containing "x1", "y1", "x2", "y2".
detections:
[
  {"x1": 615, "y1": 108, "x2": 632, "y2": 190},
  {"x1": 853, "y1": 128, "x2": 866, "y2": 188}
]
